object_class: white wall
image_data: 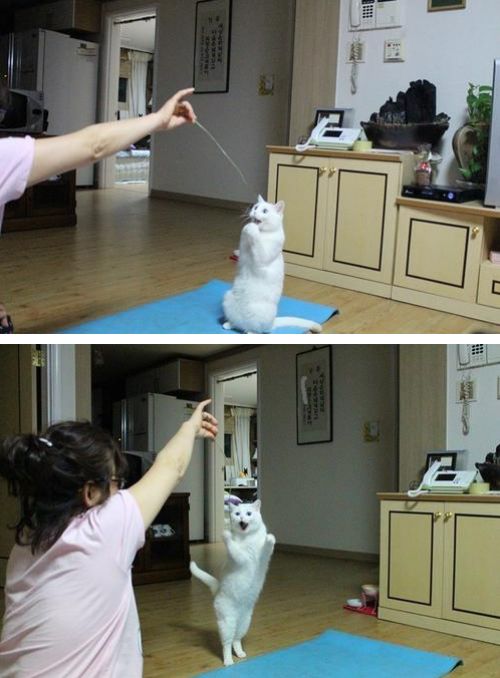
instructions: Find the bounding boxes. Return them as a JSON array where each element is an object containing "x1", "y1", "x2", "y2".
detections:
[
  {"x1": 151, "y1": 0, "x2": 294, "y2": 204},
  {"x1": 336, "y1": 0, "x2": 500, "y2": 184},
  {"x1": 208, "y1": 345, "x2": 398, "y2": 556},
  {"x1": 447, "y1": 345, "x2": 500, "y2": 469}
]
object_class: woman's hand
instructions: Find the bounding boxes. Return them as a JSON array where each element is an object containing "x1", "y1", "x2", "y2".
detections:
[
  {"x1": 188, "y1": 399, "x2": 218, "y2": 440},
  {"x1": 155, "y1": 87, "x2": 197, "y2": 131}
]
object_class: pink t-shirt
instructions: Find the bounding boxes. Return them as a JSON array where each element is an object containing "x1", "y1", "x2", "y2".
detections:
[
  {"x1": 0, "y1": 136, "x2": 35, "y2": 231},
  {"x1": 0, "y1": 490, "x2": 145, "y2": 678}
]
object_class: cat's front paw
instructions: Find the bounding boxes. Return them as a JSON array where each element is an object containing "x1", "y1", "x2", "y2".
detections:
[
  {"x1": 266, "y1": 534, "x2": 276, "y2": 547},
  {"x1": 242, "y1": 222, "x2": 260, "y2": 238},
  {"x1": 222, "y1": 529, "x2": 232, "y2": 543},
  {"x1": 222, "y1": 321, "x2": 232, "y2": 331}
]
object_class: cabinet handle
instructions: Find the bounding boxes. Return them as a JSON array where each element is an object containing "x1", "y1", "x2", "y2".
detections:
[
  {"x1": 444, "y1": 511, "x2": 453, "y2": 520},
  {"x1": 329, "y1": 167, "x2": 337, "y2": 177},
  {"x1": 471, "y1": 226, "x2": 480, "y2": 238},
  {"x1": 318, "y1": 167, "x2": 328, "y2": 175},
  {"x1": 434, "y1": 511, "x2": 442, "y2": 520}
]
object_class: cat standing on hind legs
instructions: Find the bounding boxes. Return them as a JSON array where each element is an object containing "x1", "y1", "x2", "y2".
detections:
[
  {"x1": 222, "y1": 195, "x2": 322, "y2": 333},
  {"x1": 190, "y1": 499, "x2": 275, "y2": 666}
]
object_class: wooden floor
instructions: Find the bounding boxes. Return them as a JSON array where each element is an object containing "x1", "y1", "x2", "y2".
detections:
[
  {"x1": 2, "y1": 185, "x2": 499, "y2": 334},
  {"x1": 1, "y1": 544, "x2": 499, "y2": 675},
  {"x1": 133, "y1": 544, "x2": 500, "y2": 677}
]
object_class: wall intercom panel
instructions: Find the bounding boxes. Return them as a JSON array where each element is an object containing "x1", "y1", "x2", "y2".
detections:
[
  {"x1": 349, "y1": 0, "x2": 402, "y2": 31},
  {"x1": 457, "y1": 344, "x2": 500, "y2": 370}
]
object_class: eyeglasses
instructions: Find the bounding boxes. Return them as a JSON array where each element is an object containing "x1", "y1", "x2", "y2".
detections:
[
  {"x1": 110, "y1": 476, "x2": 126, "y2": 490},
  {"x1": 92, "y1": 475, "x2": 126, "y2": 490}
]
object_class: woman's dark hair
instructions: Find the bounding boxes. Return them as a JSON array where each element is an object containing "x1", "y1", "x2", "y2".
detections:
[{"x1": 0, "y1": 421, "x2": 127, "y2": 554}]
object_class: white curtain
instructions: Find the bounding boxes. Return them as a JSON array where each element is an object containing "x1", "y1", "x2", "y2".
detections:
[
  {"x1": 231, "y1": 407, "x2": 255, "y2": 477},
  {"x1": 128, "y1": 51, "x2": 151, "y2": 118}
]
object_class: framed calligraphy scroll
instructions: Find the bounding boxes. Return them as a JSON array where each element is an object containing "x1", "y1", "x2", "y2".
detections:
[
  {"x1": 296, "y1": 346, "x2": 332, "y2": 445},
  {"x1": 193, "y1": 0, "x2": 232, "y2": 93}
]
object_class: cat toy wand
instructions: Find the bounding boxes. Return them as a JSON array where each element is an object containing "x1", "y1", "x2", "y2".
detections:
[{"x1": 194, "y1": 119, "x2": 249, "y2": 188}]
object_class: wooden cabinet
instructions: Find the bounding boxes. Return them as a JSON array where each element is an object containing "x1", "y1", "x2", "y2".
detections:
[
  {"x1": 393, "y1": 205, "x2": 484, "y2": 302},
  {"x1": 3, "y1": 170, "x2": 76, "y2": 233},
  {"x1": 267, "y1": 146, "x2": 413, "y2": 297},
  {"x1": 379, "y1": 494, "x2": 500, "y2": 644},
  {"x1": 133, "y1": 493, "x2": 191, "y2": 586}
]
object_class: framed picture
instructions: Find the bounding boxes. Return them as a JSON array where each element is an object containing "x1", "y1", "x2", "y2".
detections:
[
  {"x1": 314, "y1": 108, "x2": 345, "y2": 128},
  {"x1": 426, "y1": 451, "x2": 458, "y2": 471},
  {"x1": 428, "y1": 0, "x2": 466, "y2": 11},
  {"x1": 193, "y1": 0, "x2": 232, "y2": 93},
  {"x1": 296, "y1": 346, "x2": 332, "y2": 445}
]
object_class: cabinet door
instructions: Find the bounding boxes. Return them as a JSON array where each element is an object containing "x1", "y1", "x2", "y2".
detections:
[
  {"x1": 379, "y1": 500, "x2": 444, "y2": 618},
  {"x1": 322, "y1": 159, "x2": 401, "y2": 283},
  {"x1": 394, "y1": 207, "x2": 484, "y2": 301},
  {"x1": 268, "y1": 153, "x2": 328, "y2": 269},
  {"x1": 442, "y1": 502, "x2": 500, "y2": 630}
]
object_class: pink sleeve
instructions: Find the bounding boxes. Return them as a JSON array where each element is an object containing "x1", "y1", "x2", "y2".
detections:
[
  {"x1": 92, "y1": 490, "x2": 145, "y2": 571},
  {"x1": 0, "y1": 136, "x2": 35, "y2": 206}
]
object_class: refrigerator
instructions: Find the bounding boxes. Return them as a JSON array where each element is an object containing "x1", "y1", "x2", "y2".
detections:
[
  {"x1": 0, "y1": 28, "x2": 98, "y2": 186},
  {"x1": 113, "y1": 393, "x2": 205, "y2": 541}
]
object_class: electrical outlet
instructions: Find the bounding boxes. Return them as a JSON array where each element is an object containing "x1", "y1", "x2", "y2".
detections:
[
  {"x1": 456, "y1": 379, "x2": 477, "y2": 402},
  {"x1": 384, "y1": 39, "x2": 404, "y2": 62}
]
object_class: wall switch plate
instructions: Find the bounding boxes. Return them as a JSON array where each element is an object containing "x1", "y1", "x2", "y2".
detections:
[
  {"x1": 384, "y1": 39, "x2": 404, "y2": 62},
  {"x1": 259, "y1": 74, "x2": 275, "y2": 96},
  {"x1": 363, "y1": 421, "x2": 380, "y2": 442}
]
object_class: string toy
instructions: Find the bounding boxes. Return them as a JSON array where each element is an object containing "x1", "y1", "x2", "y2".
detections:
[{"x1": 194, "y1": 119, "x2": 249, "y2": 188}]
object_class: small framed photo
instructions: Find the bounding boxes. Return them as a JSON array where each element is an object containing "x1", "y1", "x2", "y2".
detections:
[
  {"x1": 426, "y1": 451, "x2": 458, "y2": 471},
  {"x1": 314, "y1": 108, "x2": 345, "y2": 128},
  {"x1": 428, "y1": 0, "x2": 466, "y2": 11}
]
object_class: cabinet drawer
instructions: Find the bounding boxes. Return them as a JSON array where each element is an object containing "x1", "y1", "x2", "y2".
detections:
[
  {"x1": 394, "y1": 207, "x2": 483, "y2": 302},
  {"x1": 477, "y1": 262, "x2": 500, "y2": 310}
]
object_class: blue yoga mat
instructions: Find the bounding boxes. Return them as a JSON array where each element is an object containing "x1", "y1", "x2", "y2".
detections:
[
  {"x1": 198, "y1": 629, "x2": 462, "y2": 678},
  {"x1": 59, "y1": 280, "x2": 338, "y2": 334}
]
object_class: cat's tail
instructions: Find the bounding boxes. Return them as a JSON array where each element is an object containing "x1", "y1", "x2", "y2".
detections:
[
  {"x1": 190, "y1": 561, "x2": 219, "y2": 595},
  {"x1": 272, "y1": 317, "x2": 322, "y2": 333}
]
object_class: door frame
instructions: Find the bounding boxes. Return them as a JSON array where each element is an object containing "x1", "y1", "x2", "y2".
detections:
[
  {"x1": 98, "y1": 1, "x2": 159, "y2": 188},
  {"x1": 207, "y1": 359, "x2": 260, "y2": 542}
]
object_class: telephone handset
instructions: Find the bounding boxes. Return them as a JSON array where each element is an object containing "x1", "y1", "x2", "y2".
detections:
[
  {"x1": 295, "y1": 118, "x2": 361, "y2": 152},
  {"x1": 407, "y1": 460, "x2": 477, "y2": 497},
  {"x1": 350, "y1": 0, "x2": 361, "y2": 28}
]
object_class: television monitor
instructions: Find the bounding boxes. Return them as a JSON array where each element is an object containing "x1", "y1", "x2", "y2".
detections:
[{"x1": 484, "y1": 58, "x2": 500, "y2": 208}]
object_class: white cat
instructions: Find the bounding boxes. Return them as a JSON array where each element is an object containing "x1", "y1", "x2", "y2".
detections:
[
  {"x1": 222, "y1": 196, "x2": 322, "y2": 333},
  {"x1": 190, "y1": 499, "x2": 275, "y2": 666}
]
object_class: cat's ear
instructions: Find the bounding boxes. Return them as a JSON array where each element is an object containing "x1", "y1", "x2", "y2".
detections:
[
  {"x1": 257, "y1": 194, "x2": 265, "y2": 203},
  {"x1": 253, "y1": 499, "x2": 262, "y2": 512},
  {"x1": 275, "y1": 200, "x2": 285, "y2": 214}
]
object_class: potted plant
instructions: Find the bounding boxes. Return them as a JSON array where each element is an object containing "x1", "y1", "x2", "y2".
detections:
[{"x1": 452, "y1": 83, "x2": 493, "y2": 186}]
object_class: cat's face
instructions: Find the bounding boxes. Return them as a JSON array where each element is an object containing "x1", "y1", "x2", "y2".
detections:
[
  {"x1": 228, "y1": 499, "x2": 264, "y2": 535},
  {"x1": 248, "y1": 196, "x2": 284, "y2": 232}
]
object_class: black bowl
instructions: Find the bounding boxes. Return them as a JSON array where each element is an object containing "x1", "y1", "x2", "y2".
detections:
[
  {"x1": 475, "y1": 462, "x2": 500, "y2": 490},
  {"x1": 360, "y1": 121, "x2": 449, "y2": 151}
]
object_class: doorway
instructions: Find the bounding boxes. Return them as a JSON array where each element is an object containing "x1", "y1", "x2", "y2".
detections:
[
  {"x1": 99, "y1": 4, "x2": 158, "y2": 190},
  {"x1": 208, "y1": 361, "x2": 259, "y2": 543}
]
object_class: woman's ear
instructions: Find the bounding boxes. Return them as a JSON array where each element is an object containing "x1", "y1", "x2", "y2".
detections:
[{"x1": 82, "y1": 481, "x2": 103, "y2": 508}]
